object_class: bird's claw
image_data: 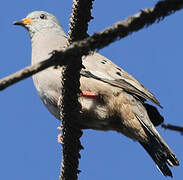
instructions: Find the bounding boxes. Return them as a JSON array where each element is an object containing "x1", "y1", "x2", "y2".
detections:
[
  {"x1": 79, "y1": 91, "x2": 98, "y2": 98},
  {"x1": 57, "y1": 126, "x2": 63, "y2": 144}
]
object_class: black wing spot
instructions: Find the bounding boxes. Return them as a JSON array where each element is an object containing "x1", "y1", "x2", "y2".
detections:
[
  {"x1": 116, "y1": 72, "x2": 122, "y2": 76},
  {"x1": 116, "y1": 67, "x2": 122, "y2": 72},
  {"x1": 101, "y1": 59, "x2": 107, "y2": 64}
]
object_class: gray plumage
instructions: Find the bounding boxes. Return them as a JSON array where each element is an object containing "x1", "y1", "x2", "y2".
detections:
[{"x1": 14, "y1": 11, "x2": 179, "y2": 177}]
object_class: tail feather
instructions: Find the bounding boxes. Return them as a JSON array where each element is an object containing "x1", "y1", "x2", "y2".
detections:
[
  {"x1": 135, "y1": 114, "x2": 179, "y2": 177},
  {"x1": 139, "y1": 141, "x2": 178, "y2": 177},
  {"x1": 143, "y1": 103, "x2": 164, "y2": 126}
]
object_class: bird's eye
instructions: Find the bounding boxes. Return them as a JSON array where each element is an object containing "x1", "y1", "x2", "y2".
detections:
[{"x1": 40, "y1": 14, "x2": 47, "y2": 19}]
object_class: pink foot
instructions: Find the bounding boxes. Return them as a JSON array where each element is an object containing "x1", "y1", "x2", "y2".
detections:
[
  {"x1": 57, "y1": 133, "x2": 63, "y2": 144},
  {"x1": 79, "y1": 91, "x2": 98, "y2": 98},
  {"x1": 57, "y1": 126, "x2": 63, "y2": 144}
]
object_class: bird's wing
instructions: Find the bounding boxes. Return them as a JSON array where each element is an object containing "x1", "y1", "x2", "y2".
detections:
[{"x1": 82, "y1": 52, "x2": 162, "y2": 108}]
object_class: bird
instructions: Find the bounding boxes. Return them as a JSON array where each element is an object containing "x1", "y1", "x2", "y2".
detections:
[{"x1": 13, "y1": 11, "x2": 179, "y2": 177}]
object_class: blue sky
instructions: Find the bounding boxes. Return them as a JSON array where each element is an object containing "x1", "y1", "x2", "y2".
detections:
[{"x1": 0, "y1": 0, "x2": 182, "y2": 179}]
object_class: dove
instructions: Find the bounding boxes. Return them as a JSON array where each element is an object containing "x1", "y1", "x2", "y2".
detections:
[{"x1": 13, "y1": 11, "x2": 179, "y2": 177}]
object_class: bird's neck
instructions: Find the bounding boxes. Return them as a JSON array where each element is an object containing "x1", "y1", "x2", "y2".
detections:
[{"x1": 31, "y1": 29, "x2": 67, "y2": 65}]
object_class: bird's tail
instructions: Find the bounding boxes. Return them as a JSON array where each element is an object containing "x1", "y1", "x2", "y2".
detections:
[
  {"x1": 139, "y1": 131, "x2": 179, "y2": 177},
  {"x1": 135, "y1": 113, "x2": 179, "y2": 177}
]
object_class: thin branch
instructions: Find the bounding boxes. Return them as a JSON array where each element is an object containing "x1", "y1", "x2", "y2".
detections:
[
  {"x1": 59, "y1": 0, "x2": 94, "y2": 180},
  {"x1": 162, "y1": 124, "x2": 183, "y2": 133},
  {"x1": 0, "y1": 0, "x2": 183, "y2": 91}
]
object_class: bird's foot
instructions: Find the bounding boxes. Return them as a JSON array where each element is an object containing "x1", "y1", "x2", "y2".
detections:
[
  {"x1": 79, "y1": 91, "x2": 98, "y2": 98},
  {"x1": 57, "y1": 126, "x2": 63, "y2": 144},
  {"x1": 57, "y1": 91, "x2": 98, "y2": 107}
]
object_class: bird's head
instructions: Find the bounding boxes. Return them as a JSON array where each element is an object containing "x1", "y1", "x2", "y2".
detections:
[{"x1": 13, "y1": 11, "x2": 63, "y2": 38}]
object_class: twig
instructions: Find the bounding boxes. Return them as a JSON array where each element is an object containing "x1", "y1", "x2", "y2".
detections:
[
  {"x1": 162, "y1": 124, "x2": 183, "y2": 133},
  {"x1": 59, "y1": 0, "x2": 94, "y2": 180},
  {"x1": 0, "y1": 0, "x2": 183, "y2": 91}
]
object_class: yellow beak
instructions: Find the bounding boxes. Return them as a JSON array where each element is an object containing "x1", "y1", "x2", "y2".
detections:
[{"x1": 22, "y1": 18, "x2": 35, "y2": 24}]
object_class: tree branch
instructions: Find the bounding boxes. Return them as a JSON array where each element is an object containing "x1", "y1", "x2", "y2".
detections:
[
  {"x1": 162, "y1": 124, "x2": 183, "y2": 134},
  {"x1": 0, "y1": 0, "x2": 183, "y2": 91},
  {"x1": 59, "y1": 0, "x2": 94, "y2": 180},
  {"x1": 68, "y1": 0, "x2": 94, "y2": 43}
]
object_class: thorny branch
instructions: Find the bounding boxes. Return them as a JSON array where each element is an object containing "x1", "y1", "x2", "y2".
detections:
[
  {"x1": 68, "y1": 0, "x2": 94, "y2": 43},
  {"x1": 59, "y1": 0, "x2": 94, "y2": 180},
  {"x1": 0, "y1": 0, "x2": 183, "y2": 92}
]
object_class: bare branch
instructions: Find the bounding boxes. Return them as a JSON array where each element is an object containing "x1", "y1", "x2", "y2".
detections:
[
  {"x1": 59, "y1": 0, "x2": 94, "y2": 180},
  {"x1": 162, "y1": 124, "x2": 183, "y2": 134},
  {"x1": 0, "y1": 0, "x2": 183, "y2": 91}
]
